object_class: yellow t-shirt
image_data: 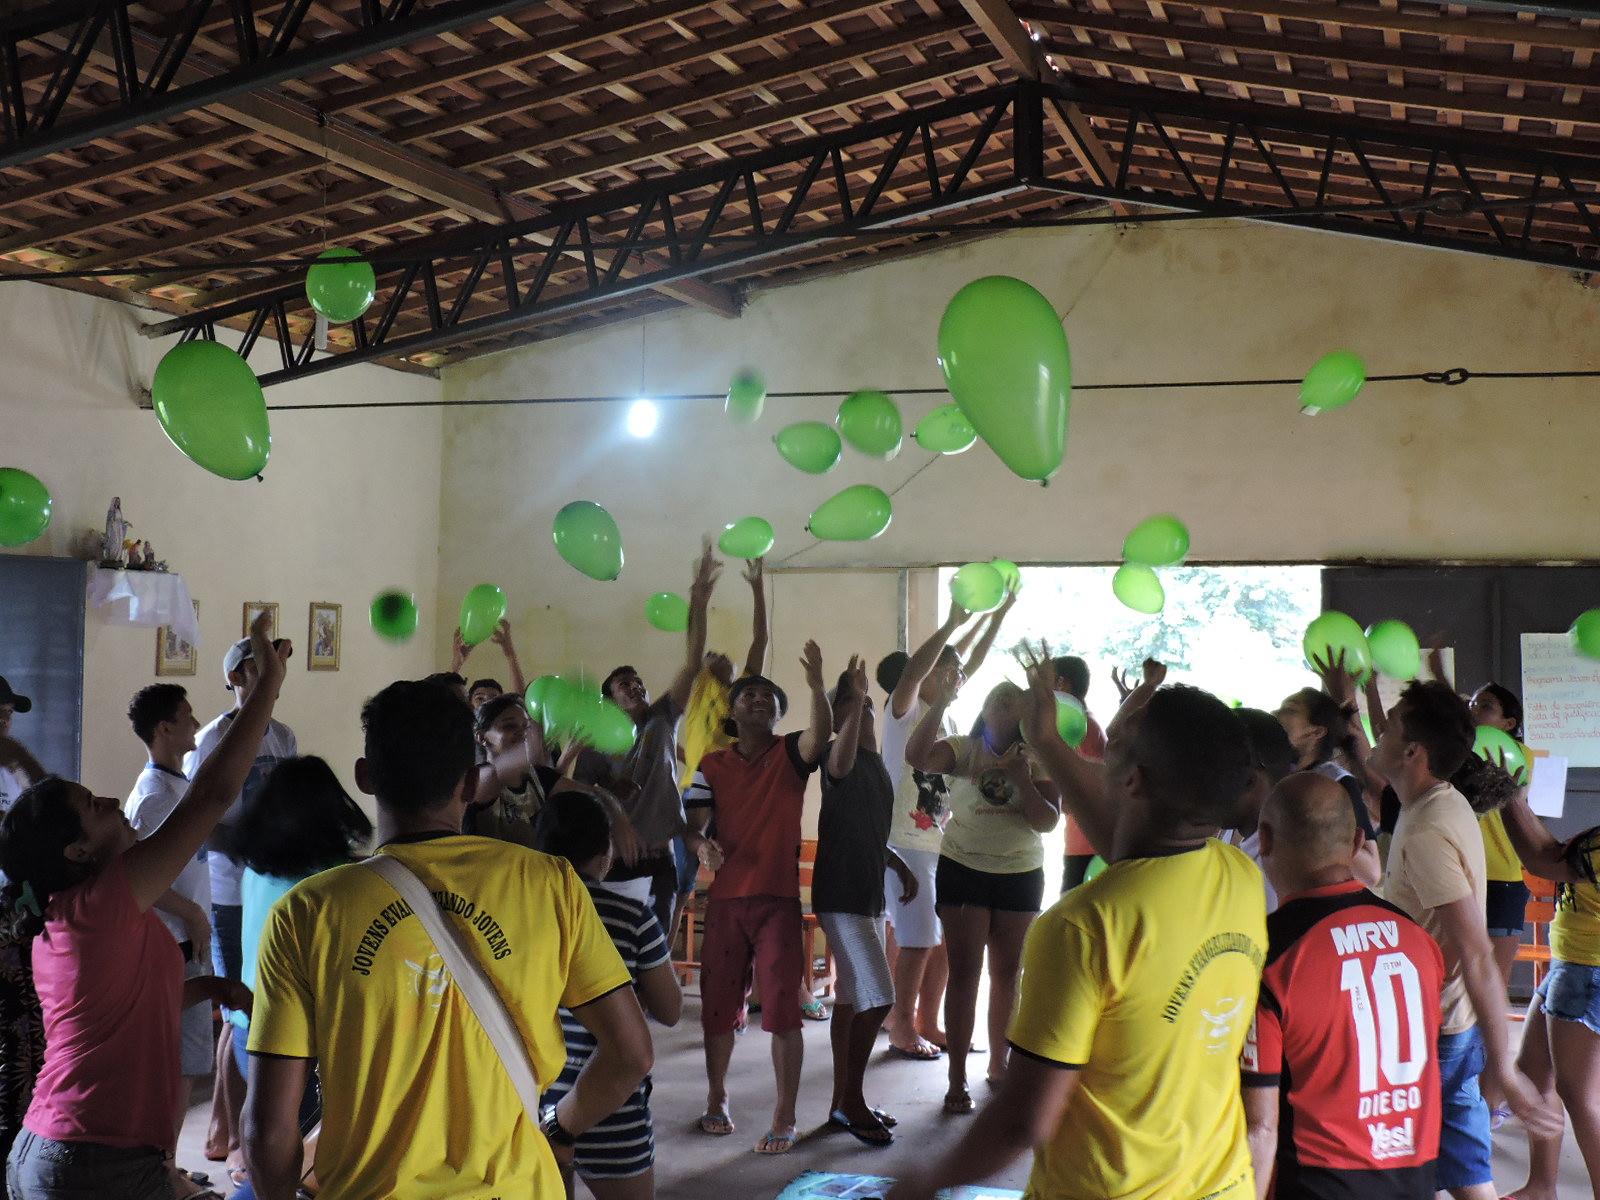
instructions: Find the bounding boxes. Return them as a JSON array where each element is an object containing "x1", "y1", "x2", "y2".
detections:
[
  {"x1": 249, "y1": 835, "x2": 632, "y2": 1200},
  {"x1": 1480, "y1": 809, "x2": 1524, "y2": 883},
  {"x1": 1553, "y1": 829, "x2": 1600, "y2": 967},
  {"x1": 1008, "y1": 841, "x2": 1266, "y2": 1200},
  {"x1": 938, "y1": 736, "x2": 1050, "y2": 875},
  {"x1": 678, "y1": 669, "x2": 733, "y2": 791}
]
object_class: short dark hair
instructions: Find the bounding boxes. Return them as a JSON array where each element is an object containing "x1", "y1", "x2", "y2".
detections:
[
  {"x1": 1236, "y1": 707, "x2": 1296, "y2": 784},
  {"x1": 468, "y1": 678, "x2": 504, "y2": 697},
  {"x1": 127, "y1": 683, "x2": 187, "y2": 746},
  {"x1": 1479, "y1": 682, "x2": 1524, "y2": 740},
  {"x1": 1288, "y1": 687, "x2": 1352, "y2": 765},
  {"x1": 0, "y1": 777, "x2": 94, "y2": 937},
  {"x1": 1132, "y1": 685, "x2": 1253, "y2": 826},
  {"x1": 474, "y1": 692, "x2": 525, "y2": 734},
  {"x1": 1052, "y1": 656, "x2": 1091, "y2": 702},
  {"x1": 533, "y1": 790, "x2": 611, "y2": 866},
  {"x1": 361, "y1": 681, "x2": 475, "y2": 814},
  {"x1": 601, "y1": 665, "x2": 639, "y2": 701},
  {"x1": 1398, "y1": 680, "x2": 1475, "y2": 780},
  {"x1": 210, "y1": 756, "x2": 371, "y2": 877},
  {"x1": 875, "y1": 652, "x2": 909, "y2": 696}
]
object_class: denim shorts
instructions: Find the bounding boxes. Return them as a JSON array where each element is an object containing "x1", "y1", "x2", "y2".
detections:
[
  {"x1": 1435, "y1": 1027, "x2": 1493, "y2": 1191},
  {"x1": 6, "y1": 1129, "x2": 172, "y2": 1200},
  {"x1": 1538, "y1": 959, "x2": 1600, "y2": 1036}
]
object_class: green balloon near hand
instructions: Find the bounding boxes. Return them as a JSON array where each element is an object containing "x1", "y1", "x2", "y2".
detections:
[
  {"x1": 536, "y1": 675, "x2": 588, "y2": 740},
  {"x1": 0, "y1": 468, "x2": 52, "y2": 547},
  {"x1": 459, "y1": 583, "x2": 506, "y2": 647},
  {"x1": 1302, "y1": 611, "x2": 1372, "y2": 680},
  {"x1": 578, "y1": 697, "x2": 637, "y2": 755},
  {"x1": 990, "y1": 558, "x2": 1022, "y2": 595},
  {"x1": 1572, "y1": 610, "x2": 1600, "y2": 660},
  {"x1": 646, "y1": 592, "x2": 689, "y2": 633},
  {"x1": 950, "y1": 562, "x2": 1005, "y2": 614},
  {"x1": 808, "y1": 485, "x2": 892, "y2": 542},
  {"x1": 152, "y1": 340, "x2": 271, "y2": 480},
  {"x1": 1055, "y1": 693, "x2": 1089, "y2": 748},
  {"x1": 368, "y1": 590, "x2": 418, "y2": 642},
  {"x1": 938, "y1": 275, "x2": 1071, "y2": 483},
  {"x1": 1474, "y1": 725, "x2": 1528, "y2": 784},
  {"x1": 836, "y1": 390, "x2": 903, "y2": 460},
  {"x1": 524, "y1": 674, "x2": 561, "y2": 723},
  {"x1": 774, "y1": 422, "x2": 842, "y2": 474},
  {"x1": 1366, "y1": 620, "x2": 1420, "y2": 680},
  {"x1": 1084, "y1": 855, "x2": 1108, "y2": 882},
  {"x1": 726, "y1": 371, "x2": 766, "y2": 424},
  {"x1": 718, "y1": 516, "x2": 775, "y2": 560},
  {"x1": 1122, "y1": 514, "x2": 1190, "y2": 567},
  {"x1": 914, "y1": 404, "x2": 978, "y2": 454},
  {"x1": 305, "y1": 246, "x2": 377, "y2": 324},
  {"x1": 553, "y1": 500, "x2": 624, "y2": 581},
  {"x1": 1300, "y1": 350, "x2": 1366, "y2": 414},
  {"x1": 1112, "y1": 564, "x2": 1164, "y2": 614}
]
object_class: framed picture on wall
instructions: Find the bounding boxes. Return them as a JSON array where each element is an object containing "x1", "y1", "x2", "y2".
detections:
[
  {"x1": 308, "y1": 602, "x2": 341, "y2": 672},
  {"x1": 156, "y1": 601, "x2": 199, "y2": 677},
  {"x1": 242, "y1": 602, "x2": 279, "y2": 638}
]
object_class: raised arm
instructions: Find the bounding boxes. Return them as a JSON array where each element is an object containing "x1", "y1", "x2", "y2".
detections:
[
  {"x1": 891, "y1": 598, "x2": 969, "y2": 721},
  {"x1": 449, "y1": 626, "x2": 469, "y2": 675},
  {"x1": 741, "y1": 557, "x2": 768, "y2": 678},
  {"x1": 489, "y1": 620, "x2": 527, "y2": 694},
  {"x1": 828, "y1": 656, "x2": 867, "y2": 780},
  {"x1": 961, "y1": 590, "x2": 1017, "y2": 680},
  {"x1": 668, "y1": 541, "x2": 721, "y2": 715},
  {"x1": 1500, "y1": 792, "x2": 1573, "y2": 882},
  {"x1": 0, "y1": 736, "x2": 45, "y2": 786},
  {"x1": 796, "y1": 640, "x2": 832, "y2": 766},
  {"x1": 904, "y1": 673, "x2": 960, "y2": 776},
  {"x1": 998, "y1": 745, "x2": 1059, "y2": 833}
]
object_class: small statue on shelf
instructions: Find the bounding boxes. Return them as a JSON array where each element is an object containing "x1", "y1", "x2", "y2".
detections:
[
  {"x1": 140, "y1": 542, "x2": 160, "y2": 571},
  {"x1": 99, "y1": 498, "x2": 131, "y2": 568}
]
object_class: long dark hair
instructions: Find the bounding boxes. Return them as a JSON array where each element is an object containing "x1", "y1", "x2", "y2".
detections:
[
  {"x1": 1478, "y1": 682, "x2": 1525, "y2": 740},
  {"x1": 0, "y1": 777, "x2": 95, "y2": 938},
  {"x1": 1289, "y1": 687, "x2": 1357, "y2": 766},
  {"x1": 211, "y1": 756, "x2": 371, "y2": 879}
]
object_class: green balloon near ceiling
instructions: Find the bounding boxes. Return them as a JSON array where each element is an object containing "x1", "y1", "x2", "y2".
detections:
[
  {"x1": 774, "y1": 422, "x2": 842, "y2": 474},
  {"x1": 1366, "y1": 619, "x2": 1421, "y2": 680},
  {"x1": 807, "y1": 484, "x2": 893, "y2": 542},
  {"x1": 913, "y1": 404, "x2": 978, "y2": 454},
  {"x1": 937, "y1": 275, "x2": 1071, "y2": 483},
  {"x1": 726, "y1": 371, "x2": 766, "y2": 424},
  {"x1": 0, "y1": 467, "x2": 52, "y2": 547},
  {"x1": 1302, "y1": 611, "x2": 1372, "y2": 680},
  {"x1": 718, "y1": 516, "x2": 775, "y2": 560},
  {"x1": 368, "y1": 590, "x2": 418, "y2": 642},
  {"x1": 950, "y1": 562, "x2": 1006, "y2": 614},
  {"x1": 1055, "y1": 693, "x2": 1089, "y2": 748},
  {"x1": 989, "y1": 558, "x2": 1022, "y2": 595},
  {"x1": 459, "y1": 583, "x2": 507, "y2": 648},
  {"x1": 645, "y1": 591, "x2": 689, "y2": 633},
  {"x1": 1122, "y1": 514, "x2": 1190, "y2": 567},
  {"x1": 305, "y1": 246, "x2": 377, "y2": 324},
  {"x1": 151, "y1": 340, "x2": 271, "y2": 480},
  {"x1": 1473, "y1": 724, "x2": 1528, "y2": 784},
  {"x1": 553, "y1": 500, "x2": 624, "y2": 581},
  {"x1": 836, "y1": 389, "x2": 903, "y2": 459},
  {"x1": 1299, "y1": 350, "x2": 1366, "y2": 414},
  {"x1": 1571, "y1": 609, "x2": 1600, "y2": 660},
  {"x1": 1112, "y1": 563, "x2": 1164, "y2": 614}
]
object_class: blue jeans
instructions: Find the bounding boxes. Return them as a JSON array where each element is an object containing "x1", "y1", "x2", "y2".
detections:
[
  {"x1": 6, "y1": 1130, "x2": 171, "y2": 1200},
  {"x1": 1436, "y1": 1027, "x2": 1493, "y2": 1191}
]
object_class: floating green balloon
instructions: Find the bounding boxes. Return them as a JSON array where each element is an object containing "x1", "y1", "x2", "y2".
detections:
[
  {"x1": 524, "y1": 674, "x2": 563, "y2": 723},
  {"x1": 575, "y1": 697, "x2": 638, "y2": 756},
  {"x1": 532, "y1": 674, "x2": 587, "y2": 739},
  {"x1": 938, "y1": 275, "x2": 1071, "y2": 483},
  {"x1": 950, "y1": 562, "x2": 1005, "y2": 614},
  {"x1": 774, "y1": 422, "x2": 842, "y2": 474},
  {"x1": 0, "y1": 468, "x2": 52, "y2": 547},
  {"x1": 726, "y1": 371, "x2": 766, "y2": 424},
  {"x1": 836, "y1": 390, "x2": 902, "y2": 460},
  {"x1": 1055, "y1": 693, "x2": 1089, "y2": 748},
  {"x1": 1366, "y1": 620, "x2": 1420, "y2": 680},
  {"x1": 1112, "y1": 563, "x2": 1164, "y2": 614},
  {"x1": 990, "y1": 558, "x2": 1022, "y2": 595},
  {"x1": 1084, "y1": 855, "x2": 1108, "y2": 882},
  {"x1": 1474, "y1": 725, "x2": 1528, "y2": 784},
  {"x1": 1302, "y1": 611, "x2": 1372, "y2": 679},
  {"x1": 459, "y1": 583, "x2": 507, "y2": 647},
  {"x1": 151, "y1": 340, "x2": 271, "y2": 480},
  {"x1": 808, "y1": 484, "x2": 892, "y2": 542},
  {"x1": 1122, "y1": 514, "x2": 1190, "y2": 567},
  {"x1": 646, "y1": 591, "x2": 689, "y2": 633},
  {"x1": 368, "y1": 590, "x2": 418, "y2": 642},
  {"x1": 718, "y1": 516, "x2": 775, "y2": 560},
  {"x1": 914, "y1": 404, "x2": 977, "y2": 454},
  {"x1": 305, "y1": 246, "x2": 377, "y2": 324},
  {"x1": 1300, "y1": 350, "x2": 1366, "y2": 414},
  {"x1": 553, "y1": 500, "x2": 624, "y2": 581},
  {"x1": 1571, "y1": 609, "x2": 1600, "y2": 660}
]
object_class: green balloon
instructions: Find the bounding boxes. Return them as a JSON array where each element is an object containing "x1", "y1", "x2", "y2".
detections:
[
  {"x1": 718, "y1": 516, "x2": 775, "y2": 560},
  {"x1": 535, "y1": 675, "x2": 587, "y2": 740},
  {"x1": 1300, "y1": 350, "x2": 1366, "y2": 414},
  {"x1": 937, "y1": 275, "x2": 1071, "y2": 482},
  {"x1": 0, "y1": 468, "x2": 52, "y2": 547},
  {"x1": 808, "y1": 484, "x2": 892, "y2": 542},
  {"x1": 152, "y1": 340, "x2": 271, "y2": 480},
  {"x1": 1572, "y1": 609, "x2": 1600, "y2": 660},
  {"x1": 1084, "y1": 855, "x2": 1108, "y2": 882},
  {"x1": 1366, "y1": 620, "x2": 1420, "y2": 680},
  {"x1": 577, "y1": 697, "x2": 637, "y2": 756},
  {"x1": 553, "y1": 500, "x2": 623, "y2": 581},
  {"x1": 914, "y1": 404, "x2": 978, "y2": 454},
  {"x1": 1302, "y1": 611, "x2": 1372, "y2": 679},
  {"x1": 524, "y1": 674, "x2": 562, "y2": 723},
  {"x1": 305, "y1": 246, "x2": 377, "y2": 324},
  {"x1": 774, "y1": 422, "x2": 842, "y2": 474},
  {"x1": 368, "y1": 590, "x2": 418, "y2": 642},
  {"x1": 950, "y1": 562, "x2": 1005, "y2": 614},
  {"x1": 1056, "y1": 693, "x2": 1089, "y2": 748},
  {"x1": 990, "y1": 558, "x2": 1022, "y2": 595},
  {"x1": 459, "y1": 583, "x2": 506, "y2": 647},
  {"x1": 836, "y1": 390, "x2": 902, "y2": 460},
  {"x1": 726, "y1": 371, "x2": 766, "y2": 424},
  {"x1": 646, "y1": 591, "x2": 689, "y2": 633},
  {"x1": 1474, "y1": 725, "x2": 1528, "y2": 784},
  {"x1": 1122, "y1": 514, "x2": 1190, "y2": 567},
  {"x1": 1112, "y1": 563, "x2": 1165, "y2": 614}
]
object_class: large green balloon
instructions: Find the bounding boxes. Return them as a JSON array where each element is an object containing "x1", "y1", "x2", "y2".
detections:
[
  {"x1": 726, "y1": 371, "x2": 766, "y2": 424},
  {"x1": 531, "y1": 674, "x2": 586, "y2": 739},
  {"x1": 305, "y1": 246, "x2": 377, "y2": 324},
  {"x1": 914, "y1": 404, "x2": 977, "y2": 454},
  {"x1": 459, "y1": 583, "x2": 506, "y2": 647},
  {"x1": 524, "y1": 674, "x2": 562, "y2": 723},
  {"x1": 718, "y1": 516, "x2": 775, "y2": 560},
  {"x1": 1112, "y1": 563, "x2": 1164, "y2": 614},
  {"x1": 1122, "y1": 514, "x2": 1190, "y2": 567},
  {"x1": 553, "y1": 500, "x2": 624, "y2": 581},
  {"x1": 1474, "y1": 725, "x2": 1528, "y2": 784},
  {"x1": 1055, "y1": 693, "x2": 1089, "y2": 748},
  {"x1": 937, "y1": 275, "x2": 1071, "y2": 483},
  {"x1": 990, "y1": 558, "x2": 1022, "y2": 595},
  {"x1": 836, "y1": 390, "x2": 902, "y2": 460},
  {"x1": 1300, "y1": 350, "x2": 1366, "y2": 414},
  {"x1": 0, "y1": 468, "x2": 52, "y2": 547},
  {"x1": 808, "y1": 485, "x2": 892, "y2": 542},
  {"x1": 1366, "y1": 620, "x2": 1420, "y2": 680},
  {"x1": 576, "y1": 697, "x2": 637, "y2": 755},
  {"x1": 151, "y1": 340, "x2": 271, "y2": 480},
  {"x1": 368, "y1": 590, "x2": 418, "y2": 642},
  {"x1": 646, "y1": 592, "x2": 689, "y2": 633},
  {"x1": 950, "y1": 562, "x2": 1005, "y2": 614},
  {"x1": 1302, "y1": 611, "x2": 1372, "y2": 679},
  {"x1": 774, "y1": 422, "x2": 842, "y2": 474},
  {"x1": 1571, "y1": 609, "x2": 1600, "y2": 661}
]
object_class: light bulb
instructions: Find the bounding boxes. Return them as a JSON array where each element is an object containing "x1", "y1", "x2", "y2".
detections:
[{"x1": 626, "y1": 398, "x2": 659, "y2": 438}]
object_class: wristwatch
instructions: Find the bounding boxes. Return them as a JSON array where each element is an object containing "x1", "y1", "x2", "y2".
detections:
[{"x1": 539, "y1": 1104, "x2": 577, "y2": 1148}]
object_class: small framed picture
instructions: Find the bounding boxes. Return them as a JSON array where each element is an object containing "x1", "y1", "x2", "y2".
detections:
[
  {"x1": 156, "y1": 601, "x2": 199, "y2": 677},
  {"x1": 308, "y1": 602, "x2": 341, "y2": 672},
  {"x1": 243, "y1": 602, "x2": 279, "y2": 638}
]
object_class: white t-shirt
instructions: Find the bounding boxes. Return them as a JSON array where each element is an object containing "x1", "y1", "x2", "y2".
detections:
[
  {"x1": 126, "y1": 764, "x2": 211, "y2": 943},
  {"x1": 884, "y1": 700, "x2": 959, "y2": 854},
  {"x1": 1232, "y1": 830, "x2": 1279, "y2": 914},
  {"x1": 0, "y1": 765, "x2": 29, "y2": 813},
  {"x1": 185, "y1": 711, "x2": 298, "y2": 906}
]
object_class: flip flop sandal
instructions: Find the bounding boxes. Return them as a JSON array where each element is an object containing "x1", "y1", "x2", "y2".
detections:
[
  {"x1": 943, "y1": 1089, "x2": 976, "y2": 1115},
  {"x1": 800, "y1": 997, "x2": 829, "y2": 1021},
  {"x1": 755, "y1": 1128, "x2": 799, "y2": 1155},
  {"x1": 872, "y1": 1109, "x2": 897, "y2": 1128},
  {"x1": 698, "y1": 1112, "x2": 736, "y2": 1136},
  {"x1": 885, "y1": 1041, "x2": 941, "y2": 1061},
  {"x1": 828, "y1": 1109, "x2": 893, "y2": 1147}
]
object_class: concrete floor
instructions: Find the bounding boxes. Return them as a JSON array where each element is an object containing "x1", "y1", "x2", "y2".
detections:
[{"x1": 180, "y1": 1009, "x2": 1586, "y2": 1199}]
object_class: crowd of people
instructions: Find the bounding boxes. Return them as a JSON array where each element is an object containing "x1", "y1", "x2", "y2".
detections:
[{"x1": 0, "y1": 545, "x2": 1593, "y2": 1200}]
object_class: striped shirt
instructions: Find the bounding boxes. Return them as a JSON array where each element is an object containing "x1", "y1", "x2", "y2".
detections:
[{"x1": 556, "y1": 884, "x2": 669, "y2": 1070}]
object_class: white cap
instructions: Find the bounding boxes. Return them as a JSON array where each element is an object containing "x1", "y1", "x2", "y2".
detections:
[{"x1": 222, "y1": 638, "x2": 254, "y2": 689}]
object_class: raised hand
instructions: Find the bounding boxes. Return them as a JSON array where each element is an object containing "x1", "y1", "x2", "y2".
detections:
[
  {"x1": 800, "y1": 639, "x2": 825, "y2": 692},
  {"x1": 1110, "y1": 666, "x2": 1134, "y2": 703},
  {"x1": 1311, "y1": 648, "x2": 1357, "y2": 706},
  {"x1": 847, "y1": 653, "x2": 869, "y2": 699},
  {"x1": 489, "y1": 618, "x2": 512, "y2": 649},
  {"x1": 690, "y1": 538, "x2": 723, "y2": 599},
  {"x1": 450, "y1": 626, "x2": 469, "y2": 672},
  {"x1": 944, "y1": 596, "x2": 971, "y2": 629},
  {"x1": 742, "y1": 557, "x2": 765, "y2": 587},
  {"x1": 1140, "y1": 658, "x2": 1167, "y2": 689},
  {"x1": 248, "y1": 608, "x2": 289, "y2": 693},
  {"x1": 1014, "y1": 640, "x2": 1064, "y2": 749}
]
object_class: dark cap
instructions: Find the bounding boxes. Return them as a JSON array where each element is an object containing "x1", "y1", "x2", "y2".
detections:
[
  {"x1": 0, "y1": 677, "x2": 31, "y2": 713},
  {"x1": 728, "y1": 675, "x2": 789, "y2": 720}
]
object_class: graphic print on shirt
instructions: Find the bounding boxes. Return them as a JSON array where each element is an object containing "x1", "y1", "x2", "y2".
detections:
[
  {"x1": 1200, "y1": 995, "x2": 1248, "y2": 1054},
  {"x1": 976, "y1": 766, "x2": 1018, "y2": 806},
  {"x1": 350, "y1": 886, "x2": 513, "y2": 977},
  {"x1": 907, "y1": 768, "x2": 950, "y2": 832},
  {"x1": 404, "y1": 953, "x2": 450, "y2": 1006}
]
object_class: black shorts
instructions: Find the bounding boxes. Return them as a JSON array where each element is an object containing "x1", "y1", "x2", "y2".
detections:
[
  {"x1": 1486, "y1": 879, "x2": 1531, "y2": 937},
  {"x1": 1062, "y1": 854, "x2": 1096, "y2": 894},
  {"x1": 935, "y1": 855, "x2": 1045, "y2": 913}
]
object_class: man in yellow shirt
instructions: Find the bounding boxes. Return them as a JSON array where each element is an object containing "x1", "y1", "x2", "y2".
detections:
[
  {"x1": 242, "y1": 681, "x2": 654, "y2": 1200},
  {"x1": 888, "y1": 652, "x2": 1266, "y2": 1200}
]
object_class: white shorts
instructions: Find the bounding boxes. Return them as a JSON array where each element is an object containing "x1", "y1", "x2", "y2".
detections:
[
  {"x1": 816, "y1": 912, "x2": 894, "y2": 1011},
  {"x1": 883, "y1": 846, "x2": 942, "y2": 949},
  {"x1": 181, "y1": 957, "x2": 215, "y2": 1077}
]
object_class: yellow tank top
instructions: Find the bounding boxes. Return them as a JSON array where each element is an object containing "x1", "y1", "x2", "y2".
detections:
[
  {"x1": 1553, "y1": 829, "x2": 1600, "y2": 968},
  {"x1": 1479, "y1": 810, "x2": 1523, "y2": 883}
]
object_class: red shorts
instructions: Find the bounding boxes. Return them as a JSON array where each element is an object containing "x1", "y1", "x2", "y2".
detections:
[{"x1": 699, "y1": 895, "x2": 804, "y2": 1036}]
